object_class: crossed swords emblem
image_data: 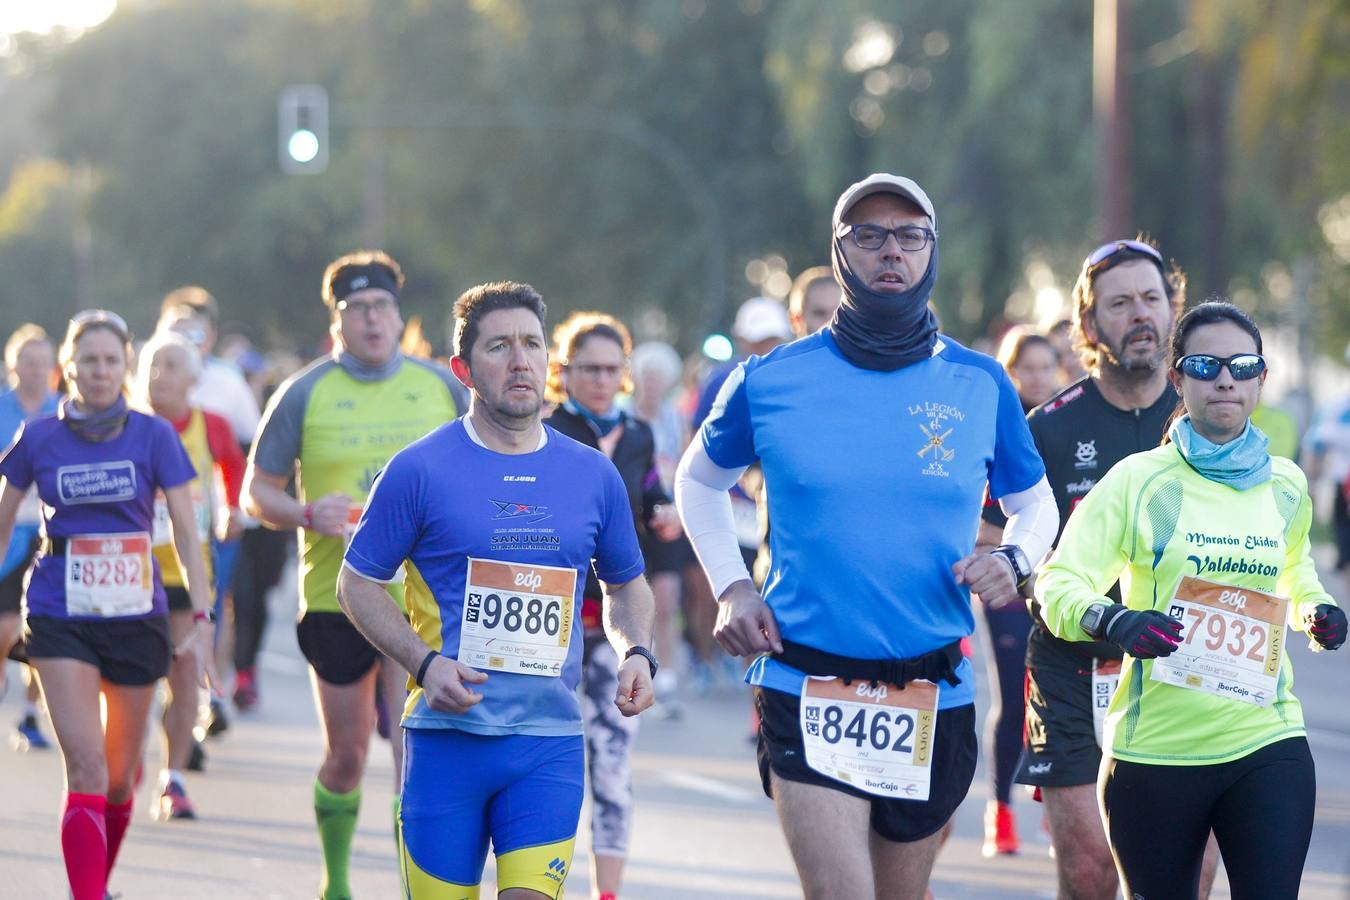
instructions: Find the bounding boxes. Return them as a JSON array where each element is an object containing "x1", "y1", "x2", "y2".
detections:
[{"x1": 917, "y1": 420, "x2": 955, "y2": 461}]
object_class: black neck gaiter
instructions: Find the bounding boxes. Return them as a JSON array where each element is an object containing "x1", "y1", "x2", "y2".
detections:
[{"x1": 827, "y1": 237, "x2": 939, "y2": 371}]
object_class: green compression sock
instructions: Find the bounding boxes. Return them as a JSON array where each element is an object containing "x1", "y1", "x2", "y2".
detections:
[{"x1": 314, "y1": 780, "x2": 361, "y2": 900}]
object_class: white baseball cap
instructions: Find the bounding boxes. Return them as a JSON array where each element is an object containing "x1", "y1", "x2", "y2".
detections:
[
  {"x1": 832, "y1": 173, "x2": 937, "y2": 231},
  {"x1": 733, "y1": 297, "x2": 793, "y2": 343}
]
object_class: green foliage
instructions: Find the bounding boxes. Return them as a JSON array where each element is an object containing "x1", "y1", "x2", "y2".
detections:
[{"x1": 0, "y1": 0, "x2": 1344, "y2": 363}]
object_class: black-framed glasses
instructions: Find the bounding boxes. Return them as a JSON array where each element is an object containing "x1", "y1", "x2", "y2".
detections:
[
  {"x1": 1083, "y1": 239, "x2": 1163, "y2": 271},
  {"x1": 836, "y1": 224, "x2": 937, "y2": 252},
  {"x1": 336, "y1": 295, "x2": 397, "y2": 316},
  {"x1": 1176, "y1": 353, "x2": 1266, "y2": 382}
]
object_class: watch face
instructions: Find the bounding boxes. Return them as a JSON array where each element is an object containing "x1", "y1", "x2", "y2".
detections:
[{"x1": 1082, "y1": 606, "x2": 1102, "y2": 634}]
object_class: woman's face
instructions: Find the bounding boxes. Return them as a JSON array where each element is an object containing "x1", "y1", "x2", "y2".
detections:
[
  {"x1": 66, "y1": 327, "x2": 128, "y2": 411},
  {"x1": 1009, "y1": 342, "x2": 1061, "y2": 409},
  {"x1": 564, "y1": 335, "x2": 626, "y2": 417},
  {"x1": 1169, "y1": 320, "x2": 1264, "y2": 444}
]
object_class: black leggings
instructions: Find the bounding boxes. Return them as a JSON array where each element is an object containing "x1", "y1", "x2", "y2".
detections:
[
  {"x1": 1101, "y1": 736, "x2": 1315, "y2": 900},
  {"x1": 978, "y1": 603, "x2": 1030, "y2": 804},
  {"x1": 231, "y1": 526, "x2": 291, "y2": 671}
]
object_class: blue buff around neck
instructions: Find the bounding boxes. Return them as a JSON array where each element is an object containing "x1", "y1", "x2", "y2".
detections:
[{"x1": 1168, "y1": 415, "x2": 1272, "y2": 490}]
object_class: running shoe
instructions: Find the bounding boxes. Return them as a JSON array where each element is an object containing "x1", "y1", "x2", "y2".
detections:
[
  {"x1": 186, "y1": 739, "x2": 207, "y2": 772},
  {"x1": 982, "y1": 801, "x2": 1020, "y2": 857},
  {"x1": 232, "y1": 666, "x2": 259, "y2": 712},
  {"x1": 11, "y1": 713, "x2": 50, "y2": 751},
  {"x1": 205, "y1": 697, "x2": 229, "y2": 737},
  {"x1": 155, "y1": 781, "x2": 197, "y2": 820}
]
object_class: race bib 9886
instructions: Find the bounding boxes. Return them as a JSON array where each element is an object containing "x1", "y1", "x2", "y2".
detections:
[{"x1": 458, "y1": 558, "x2": 576, "y2": 677}]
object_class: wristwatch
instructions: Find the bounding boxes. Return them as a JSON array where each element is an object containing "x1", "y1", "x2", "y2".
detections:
[
  {"x1": 193, "y1": 608, "x2": 216, "y2": 624},
  {"x1": 623, "y1": 645, "x2": 659, "y2": 678},
  {"x1": 991, "y1": 544, "x2": 1032, "y2": 586},
  {"x1": 1079, "y1": 603, "x2": 1113, "y2": 641}
]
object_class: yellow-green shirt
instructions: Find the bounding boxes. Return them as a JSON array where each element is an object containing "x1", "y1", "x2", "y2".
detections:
[
  {"x1": 250, "y1": 352, "x2": 465, "y2": 614},
  {"x1": 1036, "y1": 444, "x2": 1335, "y2": 765}
]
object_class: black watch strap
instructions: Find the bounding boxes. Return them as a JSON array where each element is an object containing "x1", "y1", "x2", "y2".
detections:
[
  {"x1": 623, "y1": 645, "x2": 659, "y2": 678},
  {"x1": 992, "y1": 544, "x2": 1031, "y2": 585}
]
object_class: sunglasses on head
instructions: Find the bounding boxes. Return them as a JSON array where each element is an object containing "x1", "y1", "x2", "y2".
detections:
[
  {"x1": 1083, "y1": 239, "x2": 1164, "y2": 271},
  {"x1": 70, "y1": 309, "x2": 131, "y2": 341},
  {"x1": 1175, "y1": 353, "x2": 1266, "y2": 382}
]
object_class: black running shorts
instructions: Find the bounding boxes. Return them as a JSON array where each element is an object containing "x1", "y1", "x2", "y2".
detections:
[
  {"x1": 755, "y1": 685, "x2": 977, "y2": 843},
  {"x1": 1017, "y1": 626, "x2": 1108, "y2": 787},
  {"x1": 296, "y1": 609, "x2": 380, "y2": 686},
  {"x1": 25, "y1": 614, "x2": 172, "y2": 685}
]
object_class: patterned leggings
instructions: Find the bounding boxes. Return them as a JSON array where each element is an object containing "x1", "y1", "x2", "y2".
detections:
[{"x1": 580, "y1": 631, "x2": 640, "y2": 856}]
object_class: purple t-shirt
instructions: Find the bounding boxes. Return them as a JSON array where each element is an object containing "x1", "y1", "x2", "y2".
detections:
[{"x1": 0, "y1": 410, "x2": 196, "y2": 619}]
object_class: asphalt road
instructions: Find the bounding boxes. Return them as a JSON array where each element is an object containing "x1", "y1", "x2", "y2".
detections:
[{"x1": 2, "y1": 551, "x2": 1347, "y2": 899}]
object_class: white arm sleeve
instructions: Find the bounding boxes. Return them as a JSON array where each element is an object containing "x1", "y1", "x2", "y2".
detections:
[
  {"x1": 673, "y1": 439, "x2": 752, "y2": 599},
  {"x1": 997, "y1": 475, "x2": 1058, "y2": 569}
]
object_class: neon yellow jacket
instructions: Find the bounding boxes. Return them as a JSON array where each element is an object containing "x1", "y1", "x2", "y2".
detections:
[{"x1": 1036, "y1": 443, "x2": 1336, "y2": 765}]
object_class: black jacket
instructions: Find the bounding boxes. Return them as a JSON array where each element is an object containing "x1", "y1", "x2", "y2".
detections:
[{"x1": 544, "y1": 405, "x2": 669, "y2": 600}]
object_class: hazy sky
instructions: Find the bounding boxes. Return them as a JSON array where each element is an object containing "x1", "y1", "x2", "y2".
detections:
[{"x1": 0, "y1": 0, "x2": 115, "y2": 36}]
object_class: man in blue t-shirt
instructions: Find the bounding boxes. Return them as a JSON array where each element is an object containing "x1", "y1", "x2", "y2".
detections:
[
  {"x1": 338, "y1": 281, "x2": 657, "y2": 899},
  {"x1": 674, "y1": 174, "x2": 1058, "y2": 899}
]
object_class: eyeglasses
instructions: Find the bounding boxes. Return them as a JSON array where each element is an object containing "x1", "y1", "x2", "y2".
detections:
[
  {"x1": 836, "y1": 224, "x2": 937, "y2": 252},
  {"x1": 70, "y1": 309, "x2": 130, "y2": 339},
  {"x1": 1083, "y1": 239, "x2": 1164, "y2": 271},
  {"x1": 1176, "y1": 353, "x2": 1266, "y2": 382},
  {"x1": 568, "y1": 363, "x2": 625, "y2": 380},
  {"x1": 336, "y1": 296, "x2": 397, "y2": 316}
]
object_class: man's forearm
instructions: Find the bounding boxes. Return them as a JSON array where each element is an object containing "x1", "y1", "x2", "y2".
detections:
[
  {"x1": 336, "y1": 566, "x2": 426, "y2": 674},
  {"x1": 242, "y1": 467, "x2": 304, "y2": 529},
  {"x1": 602, "y1": 576, "x2": 656, "y2": 653}
]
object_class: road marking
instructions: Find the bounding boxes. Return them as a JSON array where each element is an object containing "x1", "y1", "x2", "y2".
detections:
[{"x1": 658, "y1": 770, "x2": 758, "y2": 804}]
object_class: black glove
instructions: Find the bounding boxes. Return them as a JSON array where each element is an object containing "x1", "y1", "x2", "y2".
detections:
[
  {"x1": 1103, "y1": 607, "x2": 1184, "y2": 659},
  {"x1": 1307, "y1": 604, "x2": 1347, "y2": 651}
]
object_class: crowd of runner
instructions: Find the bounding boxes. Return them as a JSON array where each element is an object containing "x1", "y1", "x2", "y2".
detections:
[{"x1": 1, "y1": 172, "x2": 1346, "y2": 900}]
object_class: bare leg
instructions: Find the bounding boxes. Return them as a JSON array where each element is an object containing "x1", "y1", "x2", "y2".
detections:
[
  {"x1": 34, "y1": 657, "x2": 108, "y2": 794},
  {"x1": 161, "y1": 610, "x2": 199, "y2": 775},
  {"x1": 772, "y1": 772, "x2": 876, "y2": 900},
  {"x1": 870, "y1": 823, "x2": 947, "y2": 900},
  {"x1": 1198, "y1": 831, "x2": 1221, "y2": 898},
  {"x1": 1043, "y1": 784, "x2": 1119, "y2": 900},
  {"x1": 377, "y1": 654, "x2": 406, "y2": 785},
  {"x1": 25, "y1": 665, "x2": 42, "y2": 706},
  {"x1": 0, "y1": 610, "x2": 19, "y2": 694},
  {"x1": 102, "y1": 681, "x2": 156, "y2": 805},
  {"x1": 310, "y1": 666, "x2": 377, "y2": 793},
  {"x1": 681, "y1": 563, "x2": 717, "y2": 667},
  {"x1": 650, "y1": 570, "x2": 682, "y2": 677},
  {"x1": 593, "y1": 853, "x2": 626, "y2": 898}
]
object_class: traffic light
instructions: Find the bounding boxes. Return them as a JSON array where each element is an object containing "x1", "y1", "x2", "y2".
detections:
[{"x1": 277, "y1": 85, "x2": 329, "y2": 174}]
